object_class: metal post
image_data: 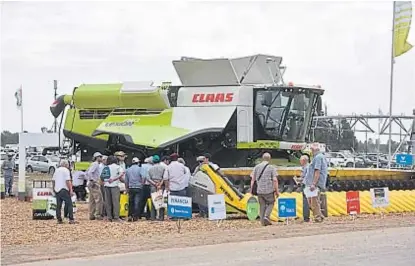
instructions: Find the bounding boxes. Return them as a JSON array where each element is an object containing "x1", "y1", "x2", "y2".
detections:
[
  {"x1": 18, "y1": 85, "x2": 25, "y2": 200},
  {"x1": 388, "y1": 2, "x2": 396, "y2": 168},
  {"x1": 377, "y1": 110, "x2": 381, "y2": 168},
  {"x1": 18, "y1": 133, "x2": 26, "y2": 201},
  {"x1": 53, "y1": 80, "x2": 58, "y2": 133}
]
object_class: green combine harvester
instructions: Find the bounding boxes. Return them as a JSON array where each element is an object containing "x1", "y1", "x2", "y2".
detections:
[{"x1": 50, "y1": 54, "x2": 324, "y2": 170}]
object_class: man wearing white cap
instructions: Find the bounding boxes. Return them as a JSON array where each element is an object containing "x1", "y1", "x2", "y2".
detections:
[
  {"x1": 86, "y1": 152, "x2": 103, "y2": 220},
  {"x1": 125, "y1": 157, "x2": 143, "y2": 221},
  {"x1": 138, "y1": 156, "x2": 152, "y2": 220}
]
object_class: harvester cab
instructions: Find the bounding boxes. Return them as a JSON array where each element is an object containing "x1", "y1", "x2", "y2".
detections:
[
  {"x1": 51, "y1": 54, "x2": 324, "y2": 169},
  {"x1": 165, "y1": 54, "x2": 325, "y2": 167}
]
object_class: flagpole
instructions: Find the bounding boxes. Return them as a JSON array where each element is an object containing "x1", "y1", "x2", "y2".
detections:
[
  {"x1": 388, "y1": 1, "x2": 396, "y2": 168},
  {"x1": 18, "y1": 84, "x2": 26, "y2": 201},
  {"x1": 20, "y1": 85, "x2": 24, "y2": 132}
]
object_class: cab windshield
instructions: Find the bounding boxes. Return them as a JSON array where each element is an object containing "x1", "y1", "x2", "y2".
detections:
[{"x1": 254, "y1": 87, "x2": 318, "y2": 142}]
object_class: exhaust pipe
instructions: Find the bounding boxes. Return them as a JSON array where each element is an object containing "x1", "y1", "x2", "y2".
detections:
[{"x1": 50, "y1": 95, "x2": 72, "y2": 118}]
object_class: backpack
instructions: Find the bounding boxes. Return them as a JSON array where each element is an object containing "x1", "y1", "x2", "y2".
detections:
[{"x1": 100, "y1": 165, "x2": 111, "y2": 182}]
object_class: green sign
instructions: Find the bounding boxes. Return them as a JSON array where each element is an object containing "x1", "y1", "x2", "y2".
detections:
[{"x1": 246, "y1": 196, "x2": 259, "y2": 221}]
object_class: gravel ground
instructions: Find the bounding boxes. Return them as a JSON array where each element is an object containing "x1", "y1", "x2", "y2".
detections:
[
  {"x1": 13, "y1": 227, "x2": 415, "y2": 266},
  {"x1": 1, "y1": 197, "x2": 415, "y2": 265}
]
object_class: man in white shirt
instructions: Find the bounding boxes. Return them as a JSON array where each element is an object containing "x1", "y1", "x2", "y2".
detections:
[
  {"x1": 53, "y1": 160, "x2": 76, "y2": 224},
  {"x1": 72, "y1": 170, "x2": 87, "y2": 202},
  {"x1": 164, "y1": 153, "x2": 188, "y2": 197},
  {"x1": 177, "y1": 158, "x2": 191, "y2": 196}
]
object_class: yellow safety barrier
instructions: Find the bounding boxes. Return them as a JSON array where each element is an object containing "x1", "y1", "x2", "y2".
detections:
[
  {"x1": 269, "y1": 190, "x2": 415, "y2": 220},
  {"x1": 326, "y1": 190, "x2": 415, "y2": 216},
  {"x1": 120, "y1": 193, "x2": 129, "y2": 217},
  {"x1": 119, "y1": 194, "x2": 152, "y2": 218},
  {"x1": 222, "y1": 167, "x2": 414, "y2": 181}
]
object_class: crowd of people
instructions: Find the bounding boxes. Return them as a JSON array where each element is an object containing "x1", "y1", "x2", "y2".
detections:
[
  {"x1": 52, "y1": 151, "x2": 219, "y2": 224},
  {"x1": 51, "y1": 143, "x2": 327, "y2": 225}
]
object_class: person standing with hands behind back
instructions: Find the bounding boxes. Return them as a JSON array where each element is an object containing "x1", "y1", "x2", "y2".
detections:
[
  {"x1": 53, "y1": 160, "x2": 77, "y2": 224},
  {"x1": 250, "y1": 152, "x2": 279, "y2": 226}
]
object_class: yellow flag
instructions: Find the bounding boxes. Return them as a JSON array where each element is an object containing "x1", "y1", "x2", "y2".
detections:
[{"x1": 394, "y1": 1, "x2": 413, "y2": 57}]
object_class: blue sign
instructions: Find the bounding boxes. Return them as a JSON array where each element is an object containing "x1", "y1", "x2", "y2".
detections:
[
  {"x1": 278, "y1": 198, "x2": 296, "y2": 218},
  {"x1": 167, "y1": 195, "x2": 192, "y2": 219},
  {"x1": 396, "y1": 154, "x2": 414, "y2": 166}
]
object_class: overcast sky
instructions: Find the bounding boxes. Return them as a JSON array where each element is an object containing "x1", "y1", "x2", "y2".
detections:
[{"x1": 1, "y1": 1, "x2": 414, "y2": 142}]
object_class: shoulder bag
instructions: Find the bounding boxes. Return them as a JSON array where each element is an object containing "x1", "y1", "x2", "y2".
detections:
[{"x1": 251, "y1": 163, "x2": 269, "y2": 196}]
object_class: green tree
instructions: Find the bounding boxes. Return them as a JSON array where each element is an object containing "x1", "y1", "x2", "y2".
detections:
[
  {"x1": 1, "y1": 131, "x2": 19, "y2": 146},
  {"x1": 312, "y1": 119, "x2": 358, "y2": 151}
]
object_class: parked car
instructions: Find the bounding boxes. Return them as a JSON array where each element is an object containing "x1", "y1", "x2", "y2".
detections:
[
  {"x1": 26, "y1": 155, "x2": 60, "y2": 175},
  {"x1": 324, "y1": 152, "x2": 343, "y2": 167},
  {"x1": 357, "y1": 155, "x2": 378, "y2": 168},
  {"x1": 366, "y1": 154, "x2": 389, "y2": 168},
  {"x1": 326, "y1": 152, "x2": 365, "y2": 168}
]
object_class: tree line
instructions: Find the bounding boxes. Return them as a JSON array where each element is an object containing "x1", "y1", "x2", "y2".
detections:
[
  {"x1": 312, "y1": 118, "x2": 403, "y2": 153},
  {"x1": 1, "y1": 131, "x2": 19, "y2": 146}
]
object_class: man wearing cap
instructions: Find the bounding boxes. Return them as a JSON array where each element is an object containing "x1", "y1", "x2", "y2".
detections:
[
  {"x1": 115, "y1": 151, "x2": 127, "y2": 171},
  {"x1": 125, "y1": 157, "x2": 143, "y2": 222},
  {"x1": 192, "y1": 156, "x2": 206, "y2": 175},
  {"x1": 148, "y1": 155, "x2": 167, "y2": 221},
  {"x1": 138, "y1": 156, "x2": 152, "y2": 220},
  {"x1": 114, "y1": 151, "x2": 127, "y2": 193},
  {"x1": 99, "y1": 155, "x2": 108, "y2": 218},
  {"x1": 164, "y1": 153, "x2": 188, "y2": 196},
  {"x1": 203, "y1": 153, "x2": 223, "y2": 175},
  {"x1": 86, "y1": 152, "x2": 103, "y2": 220}
]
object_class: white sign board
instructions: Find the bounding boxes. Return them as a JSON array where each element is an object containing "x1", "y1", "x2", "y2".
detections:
[
  {"x1": 18, "y1": 133, "x2": 59, "y2": 200},
  {"x1": 370, "y1": 187, "x2": 390, "y2": 208},
  {"x1": 208, "y1": 194, "x2": 226, "y2": 220}
]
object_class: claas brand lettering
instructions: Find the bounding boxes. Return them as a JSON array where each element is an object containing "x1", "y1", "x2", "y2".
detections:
[
  {"x1": 49, "y1": 54, "x2": 325, "y2": 170},
  {"x1": 192, "y1": 93, "x2": 234, "y2": 103}
]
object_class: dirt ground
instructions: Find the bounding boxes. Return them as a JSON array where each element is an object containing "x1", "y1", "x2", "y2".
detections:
[{"x1": 1, "y1": 198, "x2": 415, "y2": 265}]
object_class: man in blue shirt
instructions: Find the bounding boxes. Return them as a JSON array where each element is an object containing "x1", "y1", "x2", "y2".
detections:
[
  {"x1": 125, "y1": 157, "x2": 143, "y2": 222},
  {"x1": 138, "y1": 157, "x2": 152, "y2": 220},
  {"x1": 304, "y1": 143, "x2": 328, "y2": 222}
]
